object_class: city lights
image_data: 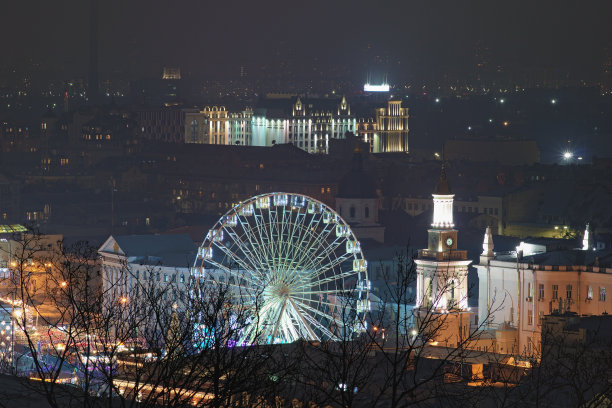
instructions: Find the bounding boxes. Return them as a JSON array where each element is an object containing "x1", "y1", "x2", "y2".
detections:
[{"x1": 363, "y1": 83, "x2": 390, "y2": 92}]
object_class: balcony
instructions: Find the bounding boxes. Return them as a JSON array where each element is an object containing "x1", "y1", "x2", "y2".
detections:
[{"x1": 418, "y1": 249, "x2": 468, "y2": 261}]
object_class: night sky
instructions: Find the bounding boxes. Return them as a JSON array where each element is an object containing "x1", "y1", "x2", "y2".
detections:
[{"x1": 2, "y1": 0, "x2": 612, "y2": 81}]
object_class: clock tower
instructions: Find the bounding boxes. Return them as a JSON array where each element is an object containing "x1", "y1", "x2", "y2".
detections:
[{"x1": 415, "y1": 162, "x2": 471, "y2": 311}]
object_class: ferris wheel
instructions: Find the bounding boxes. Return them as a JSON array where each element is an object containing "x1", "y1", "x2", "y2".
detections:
[{"x1": 193, "y1": 192, "x2": 369, "y2": 345}]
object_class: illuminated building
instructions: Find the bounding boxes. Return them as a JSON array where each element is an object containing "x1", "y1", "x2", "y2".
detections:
[
  {"x1": 175, "y1": 107, "x2": 253, "y2": 146},
  {"x1": 162, "y1": 67, "x2": 181, "y2": 80},
  {"x1": 228, "y1": 108, "x2": 252, "y2": 146},
  {"x1": 475, "y1": 226, "x2": 612, "y2": 356},
  {"x1": 357, "y1": 100, "x2": 409, "y2": 153},
  {"x1": 414, "y1": 164, "x2": 472, "y2": 347},
  {"x1": 200, "y1": 106, "x2": 229, "y2": 145},
  {"x1": 374, "y1": 100, "x2": 409, "y2": 153},
  {"x1": 251, "y1": 96, "x2": 355, "y2": 153}
]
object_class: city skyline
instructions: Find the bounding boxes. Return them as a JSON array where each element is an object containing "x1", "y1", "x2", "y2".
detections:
[{"x1": 2, "y1": 0, "x2": 612, "y2": 83}]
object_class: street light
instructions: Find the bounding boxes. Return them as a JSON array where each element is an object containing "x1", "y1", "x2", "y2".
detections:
[{"x1": 60, "y1": 281, "x2": 67, "y2": 288}]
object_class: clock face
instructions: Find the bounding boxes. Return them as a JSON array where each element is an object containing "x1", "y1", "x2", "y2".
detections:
[{"x1": 446, "y1": 237, "x2": 454, "y2": 247}]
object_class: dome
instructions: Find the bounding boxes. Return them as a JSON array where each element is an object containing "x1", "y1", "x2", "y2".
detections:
[{"x1": 337, "y1": 147, "x2": 378, "y2": 199}]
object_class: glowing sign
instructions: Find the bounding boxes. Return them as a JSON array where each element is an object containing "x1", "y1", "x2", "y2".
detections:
[{"x1": 363, "y1": 83, "x2": 390, "y2": 92}]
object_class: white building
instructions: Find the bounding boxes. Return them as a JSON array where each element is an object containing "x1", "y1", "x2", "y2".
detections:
[
  {"x1": 251, "y1": 96, "x2": 356, "y2": 153},
  {"x1": 475, "y1": 228, "x2": 612, "y2": 356},
  {"x1": 413, "y1": 165, "x2": 472, "y2": 348},
  {"x1": 98, "y1": 234, "x2": 197, "y2": 312}
]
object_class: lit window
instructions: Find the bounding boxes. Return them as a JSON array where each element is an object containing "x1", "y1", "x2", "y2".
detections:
[
  {"x1": 600, "y1": 287, "x2": 606, "y2": 302},
  {"x1": 552, "y1": 285, "x2": 558, "y2": 300},
  {"x1": 587, "y1": 285, "x2": 593, "y2": 300},
  {"x1": 566, "y1": 284, "x2": 572, "y2": 300},
  {"x1": 538, "y1": 284, "x2": 544, "y2": 299}
]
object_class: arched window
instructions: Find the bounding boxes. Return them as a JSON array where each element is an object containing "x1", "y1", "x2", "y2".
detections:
[
  {"x1": 350, "y1": 206, "x2": 356, "y2": 218},
  {"x1": 365, "y1": 206, "x2": 370, "y2": 218}
]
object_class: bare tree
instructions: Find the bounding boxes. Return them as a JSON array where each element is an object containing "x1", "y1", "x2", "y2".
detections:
[{"x1": 0, "y1": 230, "x2": 296, "y2": 408}]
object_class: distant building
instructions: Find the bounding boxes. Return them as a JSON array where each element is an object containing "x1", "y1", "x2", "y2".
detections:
[
  {"x1": 162, "y1": 67, "x2": 181, "y2": 80},
  {"x1": 251, "y1": 96, "x2": 355, "y2": 153},
  {"x1": 335, "y1": 146, "x2": 384, "y2": 243},
  {"x1": 136, "y1": 107, "x2": 200, "y2": 143},
  {"x1": 357, "y1": 99, "x2": 409, "y2": 153}
]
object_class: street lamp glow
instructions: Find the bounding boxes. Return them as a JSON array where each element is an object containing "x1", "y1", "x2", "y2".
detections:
[
  {"x1": 563, "y1": 151, "x2": 573, "y2": 160},
  {"x1": 499, "y1": 98, "x2": 505, "y2": 104},
  {"x1": 120, "y1": 297, "x2": 128, "y2": 304},
  {"x1": 60, "y1": 281, "x2": 67, "y2": 288},
  {"x1": 551, "y1": 99, "x2": 557, "y2": 104},
  {"x1": 435, "y1": 98, "x2": 440, "y2": 103}
]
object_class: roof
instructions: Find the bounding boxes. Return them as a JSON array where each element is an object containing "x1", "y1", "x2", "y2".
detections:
[
  {"x1": 101, "y1": 234, "x2": 197, "y2": 267},
  {"x1": 495, "y1": 248, "x2": 612, "y2": 268},
  {"x1": 337, "y1": 149, "x2": 377, "y2": 199}
]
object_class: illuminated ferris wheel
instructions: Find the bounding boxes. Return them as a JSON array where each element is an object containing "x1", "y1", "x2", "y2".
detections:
[{"x1": 193, "y1": 192, "x2": 369, "y2": 344}]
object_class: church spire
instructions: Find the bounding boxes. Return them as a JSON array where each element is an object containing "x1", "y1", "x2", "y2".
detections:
[{"x1": 431, "y1": 159, "x2": 454, "y2": 229}]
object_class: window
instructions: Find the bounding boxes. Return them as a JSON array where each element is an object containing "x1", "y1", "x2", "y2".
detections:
[
  {"x1": 527, "y1": 282, "x2": 532, "y2": 299},
  {"x1": 538, "y1": 311, "x2": 544, "y2": 325},
  {"x1": 587, "y1": 285, "x2": 593, "y2": 300},
  {"x1": 365, "y1": 206, "x2": 370, "y2": 218},
  {"x1": 350, "y1": 207, "x2": 356, "y2": 218},
  {"x1": 527, "y1": 309, "x2": 533, "y2": 325},
  {"x1": 552, "y1": 285, "x2": 558, "y2": 300},
  {"x1": 566, "y1": 284, "x2": 572, "y2": 300},
  {"x1": 538, "y1": 284, "x2": 544, "y2": 299},
  {"x1": 180, "y1": 274, "x2": 185, "y2": 283},
  {"x1": 600, "y1": 287, "x2": 606, "y2": 302}
]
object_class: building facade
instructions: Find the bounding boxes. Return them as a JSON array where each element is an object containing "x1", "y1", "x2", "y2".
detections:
[
  {"x1": 357, "y1": 100, "x2": 409, "y2": 153},
  {"x1": 98, "y1": 234, "x2": 196, "y2": 312},
  {"x1": 251, "y1": 96, "x2": 356, "y2": 153},
  {"x1": 476, "y1": 231, "x2": 612, "y2": 356}
]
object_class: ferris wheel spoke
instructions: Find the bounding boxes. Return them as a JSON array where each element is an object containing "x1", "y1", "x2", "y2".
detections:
[
  {"x1": 222, "y1": 226, "x2": 270, "y2": 284},
  {"x1": 299, "y1": 235, "x2": 347, "y2": 275},
  {"x1": 239, "y1": 215, "x2": 274, "y2": 275},
  {"x1": 295, "y1": 228, "x2": 345, "y2": 275},
  {"x1": 212, "y1": 243, "x2": 265, "y2": 285},
  {"x1": 286, "y1": 298, "x2": 320, "y2": 341},
  {"x1": 308, "y1": 268, "x2": 360, "y2": 288},
  {"x1": 196, "y1": 194, "x2": 368, "y2": 345},
  {"x1": 291, "y1": 251, "x2": 353, "y2": 290},
  {"x1": 288, "y1": 222, "x2": 337, "y2": 280},
  {"x1": 290, "y1": 299, "x2": 341, "y2": 340}
]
